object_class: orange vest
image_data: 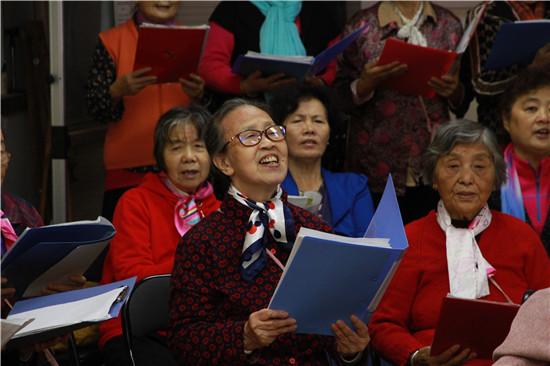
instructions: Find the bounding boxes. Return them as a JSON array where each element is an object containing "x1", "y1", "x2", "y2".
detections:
[{"x1": 99, "y1": 19, "x2": 189, "y2": 170}]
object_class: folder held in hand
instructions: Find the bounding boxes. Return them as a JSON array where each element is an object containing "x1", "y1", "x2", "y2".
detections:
[{"x1": 431, "y1": 295, "x2": 520, "y2": 359}]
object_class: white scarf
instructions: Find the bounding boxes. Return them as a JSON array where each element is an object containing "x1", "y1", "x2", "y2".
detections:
[
  {"x1": 395, "y1": 2, "x2": 428, "y2": 47},
  {"x1": 436, "y1": 200, "x2": 495, "y2": 299}
]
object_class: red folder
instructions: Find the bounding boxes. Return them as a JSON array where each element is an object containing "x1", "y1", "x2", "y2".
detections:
[
  {"x1": 377, "y1": 38, "x2": 457, "y2": 98},
  {"x1": 133, "y1": 24, "x2": 209, "y2": 83},
  {"x1": 431, "y1": 295, "x2": 520, "y2": 360}
]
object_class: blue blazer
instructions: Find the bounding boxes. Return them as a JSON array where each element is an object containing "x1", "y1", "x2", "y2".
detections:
[{"x1": 282, "y1": 169, "x2": 375, "y2": 237}]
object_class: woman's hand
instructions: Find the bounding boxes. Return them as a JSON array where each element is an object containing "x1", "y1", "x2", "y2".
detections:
[
  {"x1": 240, "y1": 71, "x2": 296, "y2": 96},
  {"x1": 304, "y1": 75, "x2": 326, "y2": 88},
  {"x1": 41, "y1": 274, "x2": 87, "y2": 295},
  {"x1": 356, "y1": 60, "x2": 408, "y2": 98},
  {"x1": 332, "y1": 315, "x2": 370, "y2": 357},
  {"x1": 179, "y1": 73, "x2": 205, "y2": 101},
  {"x1": 428, "y1": 72, "x2": 459, "y2": 99},
  {"x1": 411, "y1": 345, "x2": 476, "y2": 366},
  {"x1": 109, "y1": 67, "x2": 157, "y2": 99},
  {"x1": 243, "y1": 309, "x2": 297, "y2": 352}
]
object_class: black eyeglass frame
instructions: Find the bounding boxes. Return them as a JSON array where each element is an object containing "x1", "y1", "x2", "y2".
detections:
[{"x1": 222, "y1": 125, "x2": 286, "y2": 150}]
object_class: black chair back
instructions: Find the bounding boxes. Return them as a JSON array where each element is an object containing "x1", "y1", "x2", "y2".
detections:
[{"x1": 122, "y1": 274, "x2": 171, "y2": 366}]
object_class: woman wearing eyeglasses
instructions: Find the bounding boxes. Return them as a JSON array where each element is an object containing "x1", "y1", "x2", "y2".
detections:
[{"x1": 168, "y1": 99, "x2": 370, "y2": 365}]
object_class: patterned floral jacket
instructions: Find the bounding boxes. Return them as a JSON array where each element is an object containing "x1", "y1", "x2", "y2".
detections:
[
  {"x1": 334, "y1": 2, "x2": 462, "y2": 194},
  {"x1": 168, "y1": 193, "x2": 343, "y2": 366}
]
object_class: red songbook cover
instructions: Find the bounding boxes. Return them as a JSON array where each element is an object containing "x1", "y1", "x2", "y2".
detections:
[
  {"x1": 377, "y1": 38, "x2": 457, "y2": 98},
  {"x1": 431, "y1": 295, "x2": 520, "y2": 359},
  {"x1": 134, "y1": 24, "x2": 209, "y2": 83}
]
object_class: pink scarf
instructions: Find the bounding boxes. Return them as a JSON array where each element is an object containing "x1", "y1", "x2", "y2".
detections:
[
  {"x1": 162, "y1": 177, "x2": 214, "y2": 237},
  {"x1": 1, "y1": 209, "x2": 18, "y2": 254}
]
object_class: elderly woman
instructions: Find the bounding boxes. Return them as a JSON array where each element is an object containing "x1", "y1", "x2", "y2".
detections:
[
  {"x1": 369, "y1": 120, "x2": 550, "y2": 366},
  {"x1": 271, "y1": 84, "x2": 374, "y2": 237},
  {"x1": 496, "y1": 66, "x2": 550, "y2": 255},
  {"x1": 168, "y1": 99, "x2": 370, "y2": 365},
  {"x1": 99, "y1": 106, "x2": 220, "y2": 366}
]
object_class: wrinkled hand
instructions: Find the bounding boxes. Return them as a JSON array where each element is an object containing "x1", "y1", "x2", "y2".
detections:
[
  {"x1": 240, "y1": 71, "x2": 296, "y2": 96},
  {"x1": 110, "y1": 67, "x2": 157, "y2": 99},
  {"x1": 428, "y1": 73, "x2": 460, "y2": 99},
  {"x1": 42, "y1": 274, "x2": 87, "y2": 295},
  {"x1": 356, "y1": 60, "x2": 408, "y2": 98},
  {"x1": 412, "y1": 345, "x2": 476, "y2": 366},
  {"x1": 179, "y1": 73, "x2": 205, "y2": 101},
  {"x1": 332, "y1": 315, "x2": 370, "y2": 357},
  {"x1": 304, "y1": 75, "x2": 326, "y2": 88},
  {"x1": 243, "y1": 309, "x2": 297, "y2": 352}
]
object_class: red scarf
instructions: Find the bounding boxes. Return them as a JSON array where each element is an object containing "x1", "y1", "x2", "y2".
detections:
[{"x1": 1, "y1": 210, "x2": 18, "y2": 254}]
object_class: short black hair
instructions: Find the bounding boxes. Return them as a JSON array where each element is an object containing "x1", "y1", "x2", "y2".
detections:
[
  {"x1": 153, "y1": 105, "x2": 211, "y2": 171},
  {"x1": 269, "y1": 83, "x2": 339, "y2": 128},
  {"x1": 500, "y1": 65, "x2": 550, "y2": 123}
]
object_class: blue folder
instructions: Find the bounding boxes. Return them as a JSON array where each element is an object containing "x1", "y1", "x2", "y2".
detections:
[
  {"x1": 485, "y1": 20, "x2": 550, "y2": 69},
  {"x1": 232, "y1": 23, "x2": 368, "y2": 79},
  {"x1": 7, "y1": 277, "x2": 136, "y2": 344},
  {"x1": 269, "y1": 175, "x2": 408, "y2": 335},
  {"x1": 1, "y1": 217, "x2": 115, "y2": 298}
]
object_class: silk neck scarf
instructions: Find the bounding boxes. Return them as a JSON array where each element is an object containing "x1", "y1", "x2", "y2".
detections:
[
  {"x1": 1, "y1": 210, "x2": 18, "y2": 257},
  {"x1": 501, "y1": 144, "x2": 527, "y2": 222},
  {"x1": 394, "y1": 1, "x2": 428, "y2": 47},
  {"x1": 436, "y1": 200, "x2": 495, "y2": 299},
  {"x1": 228, "y1": 185, "x2": 295, "y2": 282},
  {"x1": 162, "y1": 176, "x2": 214, "y2": 237}
]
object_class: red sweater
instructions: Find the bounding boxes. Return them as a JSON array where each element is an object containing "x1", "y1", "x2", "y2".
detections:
[
  {"x1": 98, "y1": 173, "x2": 220, "y2": 347},
  {"x1": 199, "y1": 21, "x2": 338, "y2": 95},
  {"x1": 369, "y1": 210, "x2": 550, "y2": 366}
]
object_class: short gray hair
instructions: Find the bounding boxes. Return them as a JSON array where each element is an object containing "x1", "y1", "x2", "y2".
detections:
[
  {"x1": 204, "y1": 98, "x2": 273, "y2": 198},
  {"x1": 205, "y1": 98, "x2": 273, "y2": 157},
  {"x1": 423, "y1": 119, "x2": 506, "y2": 187}
]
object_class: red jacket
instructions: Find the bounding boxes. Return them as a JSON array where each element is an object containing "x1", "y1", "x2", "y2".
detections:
[
  {"x1": 99, "y1": 173, "x2": 220, "y2": 347},
  {"x1": 369, "y1": 210, "x2": 550, "y2": 366}
]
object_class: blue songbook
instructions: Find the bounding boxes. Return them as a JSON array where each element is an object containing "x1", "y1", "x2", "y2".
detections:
[
  {"x1": 269, "y1": 176, "x2": 407, "y2": 335},
  {"x1": 6, "y1": 277, "x2": 136, "y2": 343},
  {"x1": 485, "y1": 20, "x2": 550, "y2": 69},
  {"x1": 232, "y1": 23, "x2": 368, "y2": 79},
  {"x1": 2, "y1": 217, "x2": 115, "y2": 298}
]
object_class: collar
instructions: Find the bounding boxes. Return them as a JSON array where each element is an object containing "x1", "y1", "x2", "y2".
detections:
[
  {"x1": 378, "y1": 1, "x2": 437, "y2": 28},
  {"x1": 509, "y1": 144, "x2": 550, "y2": 177},
  {"x1": 220, "y1": 189, "x2": 290, "y2": 216}
]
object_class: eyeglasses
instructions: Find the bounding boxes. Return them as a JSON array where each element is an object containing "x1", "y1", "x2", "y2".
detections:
[{"x1": 223, "y1": 125, "x2": 286, "y2": 150}]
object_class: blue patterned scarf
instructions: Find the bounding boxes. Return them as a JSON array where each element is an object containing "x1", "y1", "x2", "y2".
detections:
[
  {"x1": 501, "y1": 144, "x2": 526, "y2": 222},
  {"x1": 228, "y1": 185, "x2": 295, "y2": 282}
]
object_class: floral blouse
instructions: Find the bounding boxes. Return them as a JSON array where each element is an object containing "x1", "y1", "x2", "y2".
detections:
[{"x1": 334, "y1": 2, "x2": 463, "y2": 194}]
